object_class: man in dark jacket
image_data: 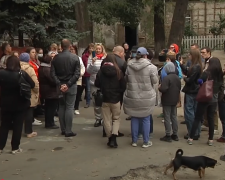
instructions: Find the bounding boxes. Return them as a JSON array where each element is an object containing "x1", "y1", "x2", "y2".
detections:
[
  {"x1": 159, "y1": 62, "x2": 181, "y2": 142},
  {"x1": 51, "y1": 39, "x2": 80, "y2": 137}
]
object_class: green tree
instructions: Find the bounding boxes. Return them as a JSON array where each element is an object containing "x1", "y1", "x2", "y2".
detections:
[{"x1": 0, "y1": 0, "x2": 84, "y2": 49}]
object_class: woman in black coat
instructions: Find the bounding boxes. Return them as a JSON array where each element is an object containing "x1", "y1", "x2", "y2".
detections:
[
  {"x1": 38, "y1": 55, "x2": 59, "y2": 129},
  {"x1": 0, "y1": 55, "x2": 35, "y2": 154}
]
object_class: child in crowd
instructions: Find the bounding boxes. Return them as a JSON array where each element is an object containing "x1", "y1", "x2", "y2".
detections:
[{"x1": 158, "y1": 62, "x2": 181, "y2": 142}]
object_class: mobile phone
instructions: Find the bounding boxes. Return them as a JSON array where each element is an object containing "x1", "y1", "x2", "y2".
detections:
[{"x1": 92, "y1": 51, "x2": 96, "y2": 58}]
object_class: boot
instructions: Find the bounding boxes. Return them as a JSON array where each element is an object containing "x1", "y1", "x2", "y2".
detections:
[
  {"x1": 103, "y1": 127, "x2": 107, "y2": 137},
  {"x1": 94, "y1": 119, "x2": 102, "y2": 127},
  {"x1": 109, "y1": 134, "x2": 118, "y2": 148},
  {"x1": 107, "y1": 137, "x2": 111, "y2": 146}
]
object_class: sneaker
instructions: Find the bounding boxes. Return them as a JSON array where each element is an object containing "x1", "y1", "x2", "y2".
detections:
[
  {"x1": 54, "y1": 116, "x2": 58, "y2": 122},
  {"x1": 171, "y1": 134, "x2": 179, "y2": 141},
  {"x1": 208, "y1": 140, "x2": 213, "y2": 146},
  {"x1": 94, "y1": 119, "x2": 102, "y2": 127},
  {"x1": 217, "y1": 137, "x2": 225, "y2": 143},
  {"x1": 187, "y1": 139, "x2": 193, "y2": 145},
  {"x1": 138, "y1": 134, "x2": 143, "y2": 140},
  {"x1": 161, "y1": 119, "x2": 164, "y2": 123},
  {"x1": 12, "y1": 148, "x2": 23, "y2": 154},
  {"x1": 74, "y1": 110, "x2": 80, "y2": 115},
  {"x1": 142, "y1": 141, "x2": 153, "y2": 148},
  {"x1": 220, "y1": 155, "x2": 225, "y2": 161},
  {"x1": 32, "y1": 119, "x2": 42, "y2": 126},
  {"x1": 131, "y1": 142, "x2": 137, "y2": 147},
  {"x1": 160, "y1": 135, "x2": 172, "y2": 142}
]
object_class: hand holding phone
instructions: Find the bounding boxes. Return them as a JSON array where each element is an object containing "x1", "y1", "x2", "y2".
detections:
[{"x1": 92, "y1": 51, "x2": 96, "y2": 58}]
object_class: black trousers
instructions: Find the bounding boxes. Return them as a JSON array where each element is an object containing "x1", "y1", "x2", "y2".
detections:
[
  {"x1": 0, "y1": 109, "x2": 26, "y2": 150},
  {"x1": 190, "y1": 102, "x2": 217, "y2": 140},
  {"x1": 25, "y1": 107, "x2": 34, "y2": 134},
  {"x1": 45, "y1": 99, "x2": 59, "y2": 127},
  {"x1": 74, "y1": 85, "x2": 83, "y2": 110}
]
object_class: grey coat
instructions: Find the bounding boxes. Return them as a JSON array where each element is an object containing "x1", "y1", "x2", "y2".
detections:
[{"x1": 123, "y1": 58, "x2": 158, "y2": 117}]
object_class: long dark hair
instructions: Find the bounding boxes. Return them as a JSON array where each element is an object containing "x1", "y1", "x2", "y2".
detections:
[
  {"x1": 103, "y1": 54, "x2": 121, "y2": 80},
  {"x1": 190, "y1": 48, "x2": 203, "y2": 73},
  {"x1": 6, "y1": 55, "x2": 21, "y2": 71},
  {"x1": 206, "y1": 57, "x2": 223, "y2": 81}
]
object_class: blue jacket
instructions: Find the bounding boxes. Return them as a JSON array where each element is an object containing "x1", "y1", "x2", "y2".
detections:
[{"x1": 161, "y1": 61, "x2": 182, "y2": 81}]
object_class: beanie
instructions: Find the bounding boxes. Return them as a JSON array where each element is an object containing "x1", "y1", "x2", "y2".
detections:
[
  {"x1": 19, "y1": 53, "x2": 30, "y2": 62},
  {"x1": 164, "y1": 62, "x2": 175, "y2": 74}
]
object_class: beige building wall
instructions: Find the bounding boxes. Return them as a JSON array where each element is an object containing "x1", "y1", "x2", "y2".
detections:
[{"x1": 165, "y1": 1, "x2": 225, "y2": 36}]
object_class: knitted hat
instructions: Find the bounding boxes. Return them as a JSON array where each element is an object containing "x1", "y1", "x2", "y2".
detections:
[{"x1": 19, "y1": 53, "x2": 30, "y2": 62}]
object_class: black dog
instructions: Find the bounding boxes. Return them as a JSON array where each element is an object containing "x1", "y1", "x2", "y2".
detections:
[{"x1": 164, "y1": 149, "x2": 217, "y2": 180}]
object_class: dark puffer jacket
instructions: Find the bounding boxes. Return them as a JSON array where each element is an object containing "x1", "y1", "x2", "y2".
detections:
[
  {"x1": 95, "y1": 63, "x2": 126, "y2": 104},
  {"x1": 38, "y1": 63, "x2": 60, "y2": 99}
]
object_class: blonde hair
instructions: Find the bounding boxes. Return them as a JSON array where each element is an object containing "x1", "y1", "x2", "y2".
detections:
[
  {"x1": 50, "y1": 43, "x2": 58, "y2": 51},
  {"x1": 166, "y1": 51, "x2": 176, "y2": 62},
  {"x1": 94, "y1": 43, "x2": 107, "y2": 56}
]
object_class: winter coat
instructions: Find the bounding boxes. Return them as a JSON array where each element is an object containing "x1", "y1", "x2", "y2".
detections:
[
  {"x1": 38, "y1": 62, "x2": 60, "y2": 99},
  {"x1": 87, "y1": 55, "x2": 106, "y2": 85},
  {"x1": 20, "y1": 62, "x2": 39, "y2": 107},
  {"x1": 82, "y1": 52, "x2": 91, "y2": 77},
  {"x1": 77, "y1": 57, "x2": 85, "y2": 86},
  {"x1": 123, "y1": 58, "x2": 158, "y2": 117},
  {"x1": 159, "y1": 62, "x2": 181, "y2": 106},
  {"x1": 95, "y1": 62, "x2": 126, "y2": 103}
]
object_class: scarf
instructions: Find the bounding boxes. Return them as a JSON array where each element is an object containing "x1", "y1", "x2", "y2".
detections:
[{"x1": 96, "y1": 53, "x2": 104, "y2": 59}]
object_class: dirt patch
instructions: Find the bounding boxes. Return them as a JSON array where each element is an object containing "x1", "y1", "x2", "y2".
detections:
[{"x1": 110, "y1": 165, "x2": 171, "y2": 180}]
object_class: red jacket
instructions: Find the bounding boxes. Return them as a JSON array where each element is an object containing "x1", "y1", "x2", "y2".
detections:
[
  {"x1": 29, "y1": 60, "x2": 39, "y2": 78},
  {"x1": 82, "y1": 52, "x2": 90, "y2": 77}
]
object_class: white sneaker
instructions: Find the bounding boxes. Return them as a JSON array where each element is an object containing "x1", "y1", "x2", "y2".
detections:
[
  {"x1": 54, "y1": 116, "x2": 58, "y2": 122},
  {"x1": 74, "y1": 110, "x2": 80, "y2": 115},
  {"x1": 12, "y1": 148, "x2": 22, "y2": 154},
  {"x1": 161, "y1": 119, "x2": 164, "y2": 123},
  {"x1": 131, "y1": 142, "x2": 137, "y2": 147},
  {"x1": 32, "y1": 119, "x2": 42, "y2": 126},
  {"x1": 142, "y1": 141, "x2": 153, "y2": 148}
]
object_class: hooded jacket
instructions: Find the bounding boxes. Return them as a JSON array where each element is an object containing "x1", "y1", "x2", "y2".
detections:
[
  {"x1": 123, "y1": 58, "x2": 158, "y2": 117},
  {"x1": 159, "y1": 62, "x2": 181, "y2": 106},
  {"x1": 95, "y1": 62, "x2": 126, "y2": 103},
  {"x1": 20, "y1": 61, "x2": 39, "y2": 107}
]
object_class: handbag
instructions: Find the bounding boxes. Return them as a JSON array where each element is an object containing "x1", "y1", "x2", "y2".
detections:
[
  {"x1": 196, "y1": 79, "x2": 214, "y2": 102},
  {"x1": 19, "y1": 70, "x2": 31, "y2": 100},
  {"x1": 92, "y1": 90, "x2": 103, "y2": 107}
]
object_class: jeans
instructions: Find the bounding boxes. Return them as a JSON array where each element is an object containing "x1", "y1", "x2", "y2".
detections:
[
  {"x1": 74, "y1": 85, "x2": 83, "y2": 110},
  {"x1": 184, "y1": 94, "x2": 200, "y2": 136},
  {"x1": 58, "y1": 84, "x2": 77, "y2": 134},
  {"x1": 0, "y1": 109, "x2": 26, "y2": 150},
  {"x1": 218, "y1": 101, "x2": 225, "y2": 138},
  {"x1": 190, "y1": 102, "x2": 217, "y2": 140},
  {"x1": 138, "y1": 115, "x2": 153, "y2": 135},
  {"x1": 45, "y1": 99, "x2": 59, "y2": 127},
  {"x1": 84, "y1": 77, "x2": 91, "y2": 105},
  {"x1": 163, "y1": 106, "x2": 178, "y2": 136},
  {"x1": 24, "y1": 107, "x2": 34, "y2": 134},
  {"x1": 131, "y1": 116, "x2": 150, "y2": 144}
]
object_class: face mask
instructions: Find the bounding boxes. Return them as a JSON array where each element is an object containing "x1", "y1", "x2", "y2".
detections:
[{"x1": 38, "y1": 54, "x2": 43, "y2": 57}]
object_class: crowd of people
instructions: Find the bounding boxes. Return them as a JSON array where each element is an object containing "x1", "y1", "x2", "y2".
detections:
[{"x1": 0, "y1": 39, "x2": 225, "y2": 162}]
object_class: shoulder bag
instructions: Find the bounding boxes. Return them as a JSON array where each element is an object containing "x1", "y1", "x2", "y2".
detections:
[
  {"x1": 19, "y1": 70, "x2": 31, "y2": 100},
  {"x1": 196, "y1": 79, "x2": 213, "y2": 102}
]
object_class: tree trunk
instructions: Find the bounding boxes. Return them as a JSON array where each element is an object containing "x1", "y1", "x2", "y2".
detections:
[
  {"x1": 18, "y1": 30, "x2": 24, "y2": 47},
  {"x1": 75, "y1": 0, "x2": 93, "y2": 56},
  {"x1": 167, "y1": 0, "x2": 189, "y2": 48},
  {"x1": 154, "y1": 0, "x2": 165, "y2": 59}
]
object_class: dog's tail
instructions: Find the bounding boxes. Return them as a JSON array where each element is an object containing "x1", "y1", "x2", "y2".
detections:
[{"x1": 175, "y1": 149, "x2": 183, "y2": 157}]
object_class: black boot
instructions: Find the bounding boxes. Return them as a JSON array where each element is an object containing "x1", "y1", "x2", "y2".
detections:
[
  {"x1": 103, "y1": 127, "x2": 107, "y2": 137},
  {"x1": 109, "y1": 134, "x2": 118, "y2": 148},
  {"x1": 107, "y1": 137, "x2": 111, "y2": 146},
  {"x1": 94, "y1": 119, "x2": 102, "y2": 127},
  {"x1": 117, "y1": 131, "x2": 124, "y2": 137}
]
